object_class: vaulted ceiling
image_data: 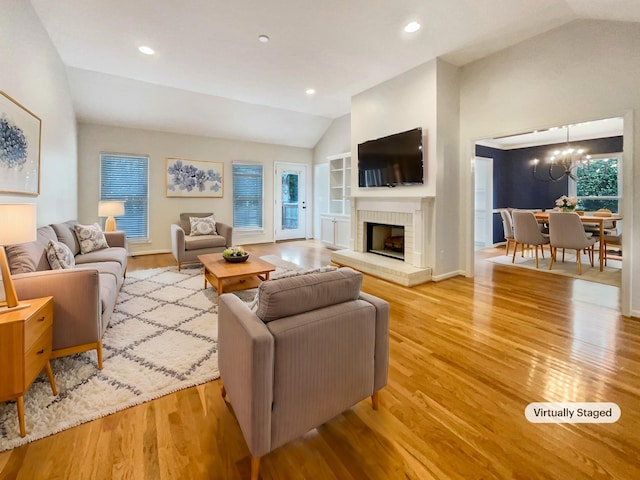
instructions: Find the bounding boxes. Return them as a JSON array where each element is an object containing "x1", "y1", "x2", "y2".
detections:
[{"x1": 30, "y1": 0, "x2": 640, "y2": 148}]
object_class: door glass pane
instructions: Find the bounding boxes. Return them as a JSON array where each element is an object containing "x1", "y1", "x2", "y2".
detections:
[{"x1": 282, "y1": 172, "x2": 299, "y2": 230}]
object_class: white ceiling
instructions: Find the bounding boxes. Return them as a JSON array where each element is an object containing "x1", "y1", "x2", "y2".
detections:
[{"x1": 29, "y1": 0, "x2": 640, "y2": 148}]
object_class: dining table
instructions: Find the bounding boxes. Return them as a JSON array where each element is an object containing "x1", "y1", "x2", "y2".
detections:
[{"x1": 534, "y1": 211, "x2": 623, "y2": 272}]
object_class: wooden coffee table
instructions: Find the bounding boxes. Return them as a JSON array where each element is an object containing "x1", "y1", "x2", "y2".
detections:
[{"x1": 197, "y1": 253, "x2": 276, "y2": 296}]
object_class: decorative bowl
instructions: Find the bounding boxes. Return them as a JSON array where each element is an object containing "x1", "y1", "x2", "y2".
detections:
[{"x1": 224, "y1": 253, "x2": 249, "y2": 263}]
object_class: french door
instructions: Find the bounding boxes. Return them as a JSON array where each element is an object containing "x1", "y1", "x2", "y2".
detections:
[{"x1": 274, "y1": 163, "x2": 307, "y2": 240}]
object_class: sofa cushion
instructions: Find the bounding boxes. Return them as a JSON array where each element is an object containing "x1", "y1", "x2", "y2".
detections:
[
  {"x1": 180, "y1": 212, "x2": 213, "y2": 236},
  {"x1": 51, "y1": 221, "x2": 81, "y2": 256},
  {"x1": 98, "y1": 272, "x2": 118, "y2": 316},
  {"x1": 190, "y1": 214, "x2": 217, "y2": 236},
  {"x1": 74, "y1": 223, "x2": 109, "y2": 254},
  {"x1": 5, "y1": 226, "x2": 57, "y2": 274},
  {"x1": 255, "y1": 268, "x2": 362, "y2": 323},
  {"x1": 184, "y1": 234, "x2": 226, "y2": 250},
  {"x1": 74, "y1": 246, "x2": 128, "y2": 268},
  {"x1": 46, "y1": 240, "x2": 76, "y2": 270}
]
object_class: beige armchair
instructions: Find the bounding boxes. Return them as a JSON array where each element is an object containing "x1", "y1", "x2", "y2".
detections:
[
  {"x1": 218, "y1": 268, "x2": 389, "y2": 480},
  {"x1": 170, "y1": 212, "x2": 232, "y2": 270}
]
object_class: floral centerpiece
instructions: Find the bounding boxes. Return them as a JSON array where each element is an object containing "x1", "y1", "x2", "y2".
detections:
[
  {"x1": 223, "y1": 246, "x2": 249, "y2": 262},
  {"x1": 555, "y1": 195, "x2": 578, "y2": 212}
]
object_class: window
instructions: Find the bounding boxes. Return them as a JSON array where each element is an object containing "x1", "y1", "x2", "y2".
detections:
[
  {"x1": 570, "y1": 153, "x2": 622, "y2": 212},
  {"x1": 232, "y1": 163, "x2": 263, "y2": 230},
  {"x1": 100, "y1": 153, "x2": 149, "y2": 240}
]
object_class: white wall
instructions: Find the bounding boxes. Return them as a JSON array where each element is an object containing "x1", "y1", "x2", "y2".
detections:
[
  {"x1": 459, "y1": 19, "x2": 639, "y2": 316},
  {"x1": 77, "y1": 123, "x2": 312, "y2": 255},
  {"x1": 352, "y1": 60, "x2": 438, "y2": 199},
  {"x1": 0, "y1": 0, "x2": 77, "y2": 225},
  {"x1": 435, "y1": 60, "x2": 462, "y2": 277},
  {"x1": 313, "y1": 114, "x2": 351, "y2": 166},
  {"x1": 350, "y1": 58, "x2": 461, "y2": 277}
]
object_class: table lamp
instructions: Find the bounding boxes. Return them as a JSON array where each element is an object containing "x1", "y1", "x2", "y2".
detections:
[
  {"x1": 98, "y1": 201, "x2": 125, "y2": 232},
  {"x1": 0, "y1": 204, "x2": 37, "y2": 313}
]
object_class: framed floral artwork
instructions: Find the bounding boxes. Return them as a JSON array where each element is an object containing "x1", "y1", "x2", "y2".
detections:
[
  {"x1": 166, "y1": 158, "x2": 224, "y2": 197},
  {"x1": 0, "y1": 91, "x2": 41, "y2": 195}
]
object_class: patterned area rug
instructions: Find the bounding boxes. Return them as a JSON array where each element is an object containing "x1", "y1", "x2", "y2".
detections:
[{"x1": 0, "y1": 256, "x2": 299, "y2": 452}]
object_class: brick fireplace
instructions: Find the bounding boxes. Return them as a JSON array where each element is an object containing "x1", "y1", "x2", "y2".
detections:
[{"x1": 330, "y1": 196, "x2": 433, "y2": 286}]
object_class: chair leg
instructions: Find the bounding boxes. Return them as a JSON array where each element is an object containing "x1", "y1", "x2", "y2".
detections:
[
  {"x1": 562, "y1": 248, "x2": 565, "y2": 262},
  {"x1": 371, "y1": 391, "x2": 380, "y2": 410},
  {"x1": 534, "y1": 245, "x2": 539, "y2": 268},
  {"x1": 251, "y1": 457, "x2": 261, "y2": 480},
  {"x1": 177, "y1": 261, "x2": 181, "y2": 272},
  {"x1": 576, "y1": 249, "x2": 582, "y2": 275},
  {"x1": 512, "y1": 242, "x2": 518, "y2": 263},
  {"x1": 97, "y1": 341, "x2": 103, "y2": 370},
  {"x1": 549, "y1": 247, "x2": 555, "y2": 270}
]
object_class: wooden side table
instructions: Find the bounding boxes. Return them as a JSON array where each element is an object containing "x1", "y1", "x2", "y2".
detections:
[{"x1": 0, "y1": 296, "x2": 57, "y2": 437}]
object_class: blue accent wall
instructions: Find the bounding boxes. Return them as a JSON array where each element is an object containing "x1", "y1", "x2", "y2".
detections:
[{"x1": 476, "y1": 136, "x2": 623, "y2": 243}]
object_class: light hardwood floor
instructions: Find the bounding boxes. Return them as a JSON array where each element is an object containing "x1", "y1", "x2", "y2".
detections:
[{"x1": 1, "y1": 240, "x2": 638, "y2": 479}]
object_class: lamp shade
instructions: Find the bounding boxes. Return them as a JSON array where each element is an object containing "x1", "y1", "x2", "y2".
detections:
[
  {"x1": 98, "y1": 201, "x2": 125, "y2": 217},
  {"x1": 0, "y1": 204, "x2": 37, "y2": 245}
]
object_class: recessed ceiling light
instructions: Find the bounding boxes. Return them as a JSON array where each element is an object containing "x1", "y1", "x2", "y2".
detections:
[
  {"x1": 404, "y1": 21, "x2": 421, "y2": 33},
  {"x1": 138, "y1": 45, "x2": 155, "y2": 55},
  {"x1": 305, "y1": 88, "x2": 316, "y2": 96},
  {"x1": 258, "y1": 34, "x2": 270, "y2": 43}
]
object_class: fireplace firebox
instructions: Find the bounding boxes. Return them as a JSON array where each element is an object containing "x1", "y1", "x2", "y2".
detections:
[{"x1": 366, "y1": 223, "x2": 404, "y2": 261}]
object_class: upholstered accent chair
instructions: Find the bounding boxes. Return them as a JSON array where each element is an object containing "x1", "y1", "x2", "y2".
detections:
[
  {"x1": 170, "y1": 212, "x2": 232, "y2": 270},
  {"x1": 511, "y1": 210, "x2": 550, "y2": 268},
  {"x1": 218, "y1": 268, "x2": 389, "y2": 480},
  {"x1": 548, "y1": 211, "x2": 597, "y2": 274}
]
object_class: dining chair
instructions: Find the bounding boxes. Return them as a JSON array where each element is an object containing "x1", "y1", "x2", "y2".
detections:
[
  {"x1": 511, "y1": 210, "x2": 549, "y2": 268},
  {"x1": 547, "y1": 212, "x2": 596, "y2": 274},
  {"x1": 584, "y1": 208, "x2": 617, "y2": 235},
  {"x1": 500, "y1": 209, "x2": 516, "y2": 256},
  {"x1": 602, "y1": 231, "x2": 622, "y2": 265}
]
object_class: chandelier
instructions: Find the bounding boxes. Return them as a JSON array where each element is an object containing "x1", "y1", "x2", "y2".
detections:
[{"x1": 532, "y1": 126, "x2": 590, "y2": 182}]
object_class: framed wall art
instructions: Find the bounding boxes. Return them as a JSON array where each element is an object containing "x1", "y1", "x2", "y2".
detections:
[
  {"x1": 166, "y1": 158, "x2": 224, "y2": 197},
  {"x1": 0, "y1": 91, "x2": 41, "y2": 195}
]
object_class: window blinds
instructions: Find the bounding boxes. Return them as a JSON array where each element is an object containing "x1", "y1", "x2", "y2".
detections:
[{"x1": 100, "y1": 153, "x2": 149, "y2": 239}]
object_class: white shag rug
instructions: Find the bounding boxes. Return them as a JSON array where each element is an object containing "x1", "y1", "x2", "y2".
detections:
[{"x1": 0, "y1": 255, "x2": 300, "y2": 452}]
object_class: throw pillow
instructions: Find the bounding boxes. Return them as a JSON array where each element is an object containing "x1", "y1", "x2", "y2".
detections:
[
  {"x1": 190, "y1": 215, "x2": 217, "y2": 236},
  {"x1": 73, "y1": 223, "x2": 109, "y2": 254},
  {"x1": 46, "y1": 240, "x2": 76, "y2": 270}
]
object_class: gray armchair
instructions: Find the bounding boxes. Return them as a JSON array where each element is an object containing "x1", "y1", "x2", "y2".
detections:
[
  {"x1": 170, "y1": 212, "x2": 232, "y2": 270},
  {"x1": 218, "y1": 268, "x2": 389, "y2": 480}
]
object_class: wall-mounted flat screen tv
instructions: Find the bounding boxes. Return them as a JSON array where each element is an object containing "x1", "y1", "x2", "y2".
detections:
[{"x1": 358, "y1": 127, "x2": 424, "y2": 187}]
